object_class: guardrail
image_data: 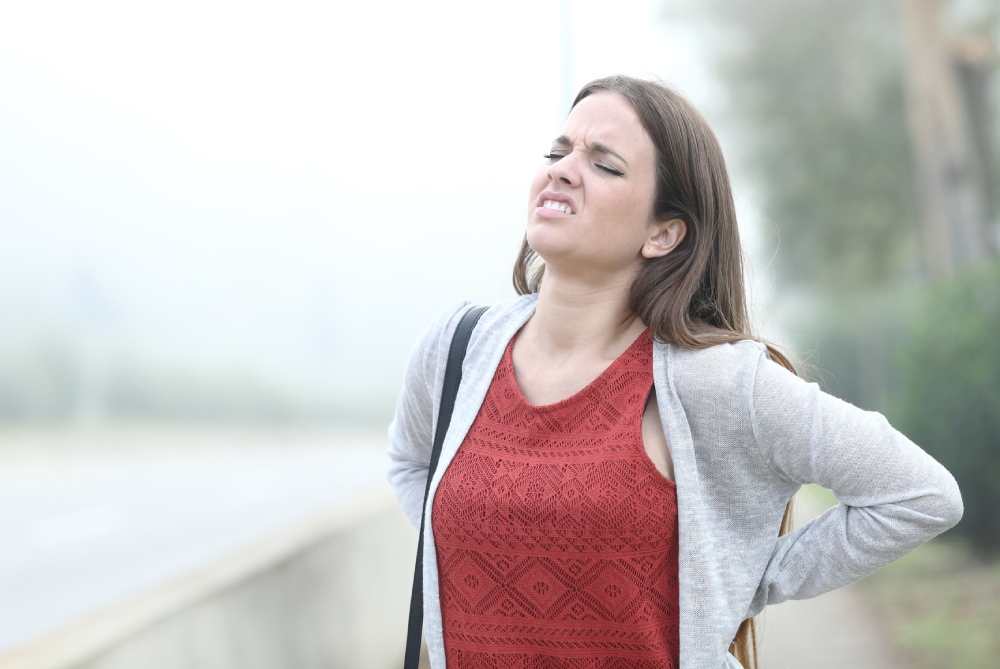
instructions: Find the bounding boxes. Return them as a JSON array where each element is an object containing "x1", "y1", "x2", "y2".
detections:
[{"x1": 0, "y1": 486, "x2": 416, "y2": 669}]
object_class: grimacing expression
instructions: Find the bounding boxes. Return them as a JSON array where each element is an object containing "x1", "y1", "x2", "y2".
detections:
[{"x1": 526, "y1": 92, "x2": 668, "y2": 280}]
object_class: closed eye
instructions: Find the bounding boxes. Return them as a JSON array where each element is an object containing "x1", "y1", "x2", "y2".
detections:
[{"x1": 543, "y1": 151, "x2": 624, "y2": 177}]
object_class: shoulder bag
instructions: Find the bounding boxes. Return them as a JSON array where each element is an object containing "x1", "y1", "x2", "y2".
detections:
[{"x1": 403, "y1": 305, "x2": 489, "y2": 669}]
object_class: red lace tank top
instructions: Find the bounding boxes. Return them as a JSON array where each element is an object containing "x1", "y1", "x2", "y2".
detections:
[{"x1": 432, "y1": 330, "x2": 680, "y2": 668}]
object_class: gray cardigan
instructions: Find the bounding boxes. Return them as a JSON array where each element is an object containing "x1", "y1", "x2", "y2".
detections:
[{"x1": 387, "y1": 295, "x2": 963, "y2": 669}]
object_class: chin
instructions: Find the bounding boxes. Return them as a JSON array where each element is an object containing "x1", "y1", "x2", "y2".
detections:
[{"x1": 524, "y1": 226, "x2": 571, "y2": 263}]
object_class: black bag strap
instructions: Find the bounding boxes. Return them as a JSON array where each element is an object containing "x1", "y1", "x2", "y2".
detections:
[{"x1": 404, "y1": 305, "x2": 488, "y2": 669}]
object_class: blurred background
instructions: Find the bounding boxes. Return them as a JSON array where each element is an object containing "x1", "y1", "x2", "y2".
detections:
[{"x1": 0, "y1": 0, "x2": 997, "y2": 667}]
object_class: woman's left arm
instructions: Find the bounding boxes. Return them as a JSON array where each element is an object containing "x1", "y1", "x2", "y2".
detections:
[{"x1": 745, "y1": 351, "x2": 963, "y2": 616}]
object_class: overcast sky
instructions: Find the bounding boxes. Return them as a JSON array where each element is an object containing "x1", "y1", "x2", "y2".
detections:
[{"x1": 1, "y1": 0, "x2": 765, "y2": 409}]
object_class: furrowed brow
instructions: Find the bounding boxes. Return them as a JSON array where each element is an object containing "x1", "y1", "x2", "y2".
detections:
[
  {"x1": 551, "y1": 135, "x2": 629, "y2": 166},
  {"x1": 589, "y1": 141, "x2": 629, "y2": 167}
]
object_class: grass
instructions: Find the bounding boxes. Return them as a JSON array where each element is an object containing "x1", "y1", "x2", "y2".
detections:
[{"x1": 858, "y1": 539, "x2": 1000, "y2": 669}]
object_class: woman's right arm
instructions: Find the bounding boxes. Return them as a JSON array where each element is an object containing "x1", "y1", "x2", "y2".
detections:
[{"x1": 387, "y1": 302, "x2": 471, "y2": 527}]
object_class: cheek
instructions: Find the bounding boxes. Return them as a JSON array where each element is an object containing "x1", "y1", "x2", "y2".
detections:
[
  {"x1": 595, "y1": 188, "x2": 644, "y2": 224},
  {"x1": 528, "y1": 169, "x2": 548, "y2": 205},
  {"x1": 596, "y1": 190, "x2": 655, "y2": 246}
]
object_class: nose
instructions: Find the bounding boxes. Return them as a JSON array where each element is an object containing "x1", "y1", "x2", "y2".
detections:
[{"x1": 547, "y1": 151, "x2": 582, "y2": 188}]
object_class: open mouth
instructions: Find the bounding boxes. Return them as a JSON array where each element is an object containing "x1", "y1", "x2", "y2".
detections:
[{"x1": 540, "y1": 200, "x2": 573, "y2": 215}]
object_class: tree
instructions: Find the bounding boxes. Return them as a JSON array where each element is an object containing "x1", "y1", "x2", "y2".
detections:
[
  {"x1": 677, "y1": 0, "x2": 998, "y2": 294},
  {"x1": 900, "y1": 0, "x2": 994, "y2": 277},
  {"x1": 889, "y1": 261, "x2": 1000, "y2": 555}
]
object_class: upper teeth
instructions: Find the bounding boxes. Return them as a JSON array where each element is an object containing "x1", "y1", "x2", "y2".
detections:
[{"x1": 543, "y1": 200, "x2": 573, "y2": 214}]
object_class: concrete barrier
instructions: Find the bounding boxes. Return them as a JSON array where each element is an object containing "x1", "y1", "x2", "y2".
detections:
[{"x1": 0, "y1": 485, "x2": 417, "y2": 669}]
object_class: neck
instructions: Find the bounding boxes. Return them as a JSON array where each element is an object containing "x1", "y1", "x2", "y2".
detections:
[{"x1": 522, "y1": 269, "x2": 645, "y2": 356}]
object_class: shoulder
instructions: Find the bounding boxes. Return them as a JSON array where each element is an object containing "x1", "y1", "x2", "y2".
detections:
[
  {"x1": 422, "y1": 294, "x2": 538, "y2": 348},
  {"x1": 655, "y1": 338, "x2": 811, "y2": 442},
  {"x1": 410, "y1": 294, "x2": 538, "y2": 371},
  {"x1": 657, "y1": 338, "x2": 772, "y2": 401}
]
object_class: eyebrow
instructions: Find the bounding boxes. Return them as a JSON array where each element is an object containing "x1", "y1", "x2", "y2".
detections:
[{"x1": 554, "y1": 135, "x2": 630, "y2": 167}]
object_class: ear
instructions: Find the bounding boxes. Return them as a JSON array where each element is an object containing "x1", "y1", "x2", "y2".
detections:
[{"x1": 641, "y1": 217, "x2": 687, "y2": 259}]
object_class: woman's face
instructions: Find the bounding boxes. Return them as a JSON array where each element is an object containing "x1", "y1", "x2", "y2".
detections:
[{"x1": 526, "y1": 91, "x2": 661, "y2": 281}]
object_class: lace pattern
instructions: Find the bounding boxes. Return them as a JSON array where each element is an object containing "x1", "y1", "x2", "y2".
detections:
[{"x1": 433, "y1": 331, "x2": 679, "y2": 668}]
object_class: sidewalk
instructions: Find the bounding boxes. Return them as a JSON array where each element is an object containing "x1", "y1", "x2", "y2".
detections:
[{"x1": 757, "y1": 490, "x2": 908, "y2": 669}]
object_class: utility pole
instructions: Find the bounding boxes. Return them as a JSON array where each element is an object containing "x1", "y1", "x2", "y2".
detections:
[{"x1": 899, "y1": 0, "x2": 992, "y2": 277}]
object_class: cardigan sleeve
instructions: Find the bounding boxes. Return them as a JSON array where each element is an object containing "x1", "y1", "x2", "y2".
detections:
[
  {"x1": 745, "y1": 352, "x2": 963, "y2": 616},
  {"x1": 386, "y1": 302, "x2": 471, "y2": 527}
]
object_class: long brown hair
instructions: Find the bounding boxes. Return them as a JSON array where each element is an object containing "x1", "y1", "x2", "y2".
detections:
[{"x1": 514, "y1": 75, "x2": 796, "y2": 668}]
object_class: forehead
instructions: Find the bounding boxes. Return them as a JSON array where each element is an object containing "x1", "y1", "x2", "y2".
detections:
[{"x1": 560, "y1": 92, "x2": 654, "y2": 158}]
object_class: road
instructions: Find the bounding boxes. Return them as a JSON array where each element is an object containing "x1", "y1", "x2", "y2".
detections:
[{"x1": 0, "y1": 430, "x2": 391, "y2": 655}]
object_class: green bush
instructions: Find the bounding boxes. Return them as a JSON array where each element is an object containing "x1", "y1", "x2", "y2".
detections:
[{"x1": 888, "y1": 261, "x2": 1000, "y2": 555}]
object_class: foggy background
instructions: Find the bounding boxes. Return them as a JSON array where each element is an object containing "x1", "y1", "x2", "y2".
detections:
[
  {"x1": 2, "y1": 1, "x2": 999, "y2": 667},
  {"x1": 1, "y1": 0, "x2": 724, "y2": 426}
]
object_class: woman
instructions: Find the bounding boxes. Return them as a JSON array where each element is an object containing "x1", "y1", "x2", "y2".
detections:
[{"x1": 388, "y1": 75, "x2": 962, "y2": 669}]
